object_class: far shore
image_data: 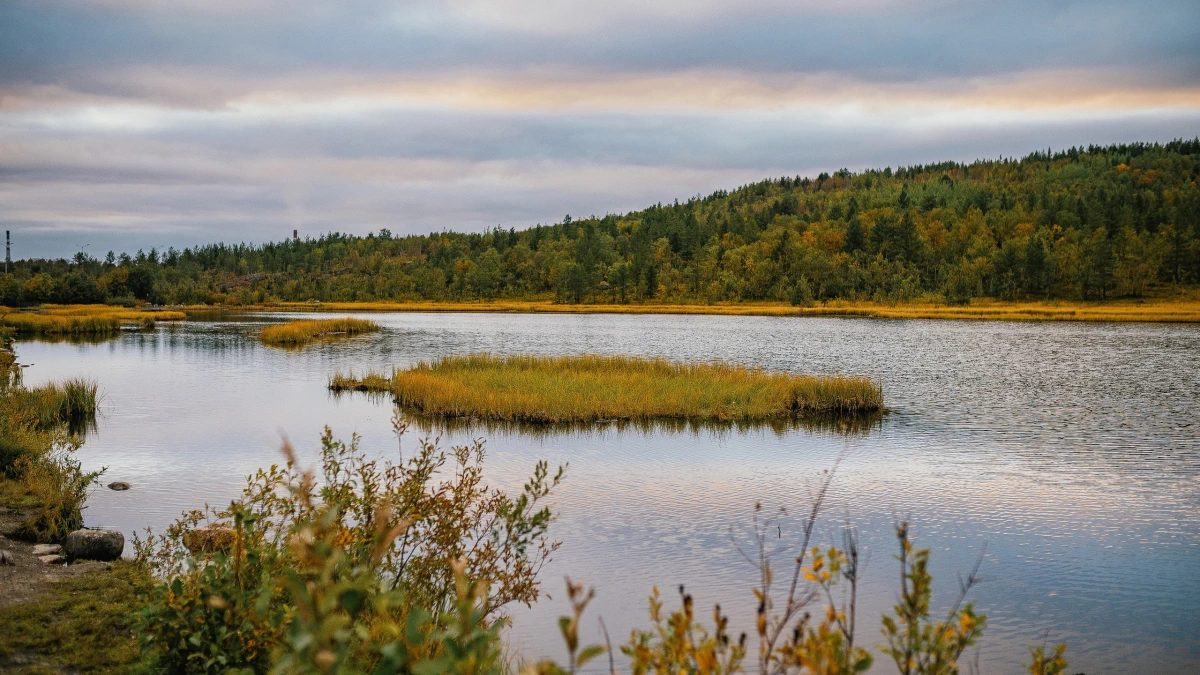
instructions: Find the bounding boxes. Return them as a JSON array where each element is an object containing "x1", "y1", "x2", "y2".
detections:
[{"x1": 174, "y1": 295, "x2": 1200, "y2": 323}]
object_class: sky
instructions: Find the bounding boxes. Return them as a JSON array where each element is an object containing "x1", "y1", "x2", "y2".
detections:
[{"x1": 2, "y1": 0, "x2": 1199, "y2": 259}]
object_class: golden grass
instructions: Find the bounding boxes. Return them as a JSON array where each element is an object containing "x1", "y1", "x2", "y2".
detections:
[
  {"x1": 266, "y1": 300, "x2": 805, "y2": 316},
  {"x1": 260, "y1": 317, "x2": 381, "y2": 345},
  {"x1": 0, "y1": 304, "x2": 185, "y2": 334},
  {"x1": 224, "y1": 296, "x2": 1200, "y2": 323},
  {"x1": 329, "y1": 353, "x2": 883, "y2": 423},
  {"x1": 796, "y1": 298, "x2": 1200, "y2": 322}
]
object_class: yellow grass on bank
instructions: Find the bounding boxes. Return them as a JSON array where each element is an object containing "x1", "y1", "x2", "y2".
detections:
[
  {"x1": 199, "y1": 296, "x2": 1200, "y2": 323},
  {"x1": 800, "y1": 299, "x2": 1200, "y2": 322},
  {"x1": 259, "y1": 317, "x2": 381, "y2": 346},
  {"x1": 329, "y1": 353, "x2": 883, "y2": 424},
  {"x1": 0, "y1": 304, "x2": 186, "y2": 334}
]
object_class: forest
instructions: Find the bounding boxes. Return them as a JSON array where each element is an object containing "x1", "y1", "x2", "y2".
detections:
[{"x1": 5, "y1": 140, "x2": 1200, "y2": 307}]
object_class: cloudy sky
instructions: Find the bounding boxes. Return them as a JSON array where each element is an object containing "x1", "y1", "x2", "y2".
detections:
[{"x1": 2, "y1": 0, "x2": 1199, "y2": 258}]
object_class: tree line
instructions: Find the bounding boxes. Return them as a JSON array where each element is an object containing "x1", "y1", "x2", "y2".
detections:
[{"x1": 5, "y1": 139, "x2": 1200, "y2": 307}]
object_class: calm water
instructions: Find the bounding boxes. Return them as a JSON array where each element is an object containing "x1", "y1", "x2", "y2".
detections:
[{"x1": 20, "y1": 313, "x2": 1200, "y2": 673}]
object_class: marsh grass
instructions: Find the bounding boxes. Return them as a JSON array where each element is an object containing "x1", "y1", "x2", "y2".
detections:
[
  {"x1": 259, "y1": 317, "x2": 381, "y2": 346},
  {"x1": 0, "y1": 304, "x2": 185, "y2": 335},
  {"x1": 38, "y1": 378, "x2": 100, "y2": 435},
  {"x1": 330, "y1": 354, "x2": 883, "y2": 424},
  {"x1": 0, "y1": 334, "x2": 103, "y2": 540}
]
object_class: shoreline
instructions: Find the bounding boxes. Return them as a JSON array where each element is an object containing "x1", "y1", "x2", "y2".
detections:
[{"x1": 176, "y1": 296, "x2": 1200, "y2": 323}]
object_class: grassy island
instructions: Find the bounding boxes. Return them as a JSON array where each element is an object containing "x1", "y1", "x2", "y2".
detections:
[
  {"x1": 329, "y1": 353, "x2": 883, "y2": 423},
  {"x1": 259, "y1": 317, "x2": 380, "y2": 346}
]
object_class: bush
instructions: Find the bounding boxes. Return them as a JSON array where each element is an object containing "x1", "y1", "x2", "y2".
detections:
[
  {"x1": 8, "y1": 444, "x2": 103, "y2": 542},
  {"x1": 133, "y1": 422, "x2": 564, "y2": 674}
]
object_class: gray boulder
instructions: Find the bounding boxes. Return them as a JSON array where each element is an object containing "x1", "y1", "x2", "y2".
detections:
[
  {"x1": 39, "y1": 554, "x2": 66, "y2": 565},
  {"x1": 107, "y1": 481, "x2": 132, "y2": 491},
  {"x1": 63, "y1": 529, "x2": 124, "y2": 561},
  {"x1": 0, "y1": 549, "x2": 12, "y2": 565},
  {"x1": 32, "y1": 544, "x2": 61, "y2": 556}
]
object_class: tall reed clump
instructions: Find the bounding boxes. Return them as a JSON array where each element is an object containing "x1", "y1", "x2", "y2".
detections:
[
  {"x1": 260, "y1": 317, "x2": 381, "y2": 346},
  {"x1": 330, "y1": 354, "x2": 883, "y2": 423}
]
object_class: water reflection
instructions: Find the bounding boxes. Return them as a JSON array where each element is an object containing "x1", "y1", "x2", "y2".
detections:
[
  {"x1": 21, "y1": 332, "x2": 123, "y2": 346},
  {"x1": 382, "y1": 406, "x2": 886, "y2": 438}
]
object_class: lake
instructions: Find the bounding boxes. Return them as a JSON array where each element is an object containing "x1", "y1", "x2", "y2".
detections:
[{"x1": 19, "y1": 312, "x2": 1200, "y2": 673}]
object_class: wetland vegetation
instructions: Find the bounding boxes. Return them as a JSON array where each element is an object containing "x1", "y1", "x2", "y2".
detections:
[
  {"x1": 259, "y1": 317, "x2": 381, "y2": 345},
  {"x1": 0, "y1": 331, "x2": 101, "y2": 541},
  {"x1": 329, "y1": 353, "x2": 884, "y2": 423},
  {"x1": 0, "y1": 304, "x2": 184, "y2": 335}
]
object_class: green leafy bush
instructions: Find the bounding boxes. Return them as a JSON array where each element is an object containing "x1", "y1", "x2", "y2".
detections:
[{"x1": 134, "y1": 423, "x2": 564, "y2": 674}]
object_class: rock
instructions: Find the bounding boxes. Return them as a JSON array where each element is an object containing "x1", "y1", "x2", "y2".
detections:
[
  {"x1": 108, "y1": 481, "x2": 132, "y2": 491},
  {"x1": 182, "y1": 524, "x2": 235, "y2": 554},
  {"x1": 62, "y1": 529, "x2": 125, "y2": 561},
  {"x1": 39, "y1": 554, "x2": 66, "y2": 565},
  {"x1": 32, "y1": 543, "x2": 62, "y2": 556},
  {"x1": 0, "y1": 549, "x2": 12, "y2": 565}
]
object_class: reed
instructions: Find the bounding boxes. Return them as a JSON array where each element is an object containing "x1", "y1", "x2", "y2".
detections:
[
  {"x1": 260, "y1": 317, "x2": 381, "y2": 345},
  {"x1": 3, "y1": 378, "x2": 102, "y2": 437},
  {"x1": 1, "y1": 313, "x2": 121, "y2": 334},
  {"x1": 330, "y1": 353, "x2": 883, "y2": 423}
]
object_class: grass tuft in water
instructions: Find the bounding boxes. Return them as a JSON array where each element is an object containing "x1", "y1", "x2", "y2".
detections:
[
  {"x1": 330, "y1": 353, "x2": 883, "y2": 423},
  {"x1": 260, "y1": 317, "x2": 381, "y2": 346}
]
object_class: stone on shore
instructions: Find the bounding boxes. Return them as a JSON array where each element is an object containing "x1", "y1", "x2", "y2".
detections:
[
  {"x1": 32, "y1": 544, "x2": 61, "y2": 556},
  {"x1": 63, "y1": 529, "x2": 125, "y2": 561},
  {"x1": 39, "y1": 554, "x2": 66, "y2": 565},
  {"x1": 0, "y1": 549, "x2": 12, "y2": 565},
  {"x1": 182, "y1": 524, "x2": 235, "y2": 554}
]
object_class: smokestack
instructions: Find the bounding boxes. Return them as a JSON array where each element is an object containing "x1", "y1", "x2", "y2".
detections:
[
  {"x1": 5, "y1": 231, "x2": 9, "y2": 274},
  {"x1": 293, "y1": 229, "x2": 298, "y2": 241}
]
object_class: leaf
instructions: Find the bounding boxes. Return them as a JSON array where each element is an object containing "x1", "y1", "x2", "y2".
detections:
[
  {"x1": 576, "y1": 644, "x2": 606, "y2": 667},
  {"x1": 340, "y1": 588, "x2": 367, "y2": 615},
  {"x1": 406, "y1": 608, "x2": 431, "y2": 645},
  {"x1": 413, "y1": 657, "x2": 450, "y2": 675}
]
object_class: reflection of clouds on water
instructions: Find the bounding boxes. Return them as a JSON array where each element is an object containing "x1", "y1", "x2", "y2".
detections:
[{"x1": 13, "y1": 312, "x2": 1200, "y2": 675}]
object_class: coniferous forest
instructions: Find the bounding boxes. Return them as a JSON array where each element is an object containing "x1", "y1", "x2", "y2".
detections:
[{"x1": 6, "y1": 140, "x2": 1200, "y2": 307}]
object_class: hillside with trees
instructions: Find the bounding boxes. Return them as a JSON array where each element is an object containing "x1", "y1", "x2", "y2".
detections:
[{"x1": 5, "y1": 140, "x2": 1200, "y2": 307}]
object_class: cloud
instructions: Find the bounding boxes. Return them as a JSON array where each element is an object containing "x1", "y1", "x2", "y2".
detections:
[{"x1": 1, "y1": 0, "x2": 1198, "y2": 257}]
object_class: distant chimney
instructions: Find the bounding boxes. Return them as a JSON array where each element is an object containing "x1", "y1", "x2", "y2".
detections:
[
  {"x1": 4, "y1": 231, "x2": 9, "y2": 274},
  {"x1": 293, "y1": 229, "x2": 298, "y2": 241}
]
